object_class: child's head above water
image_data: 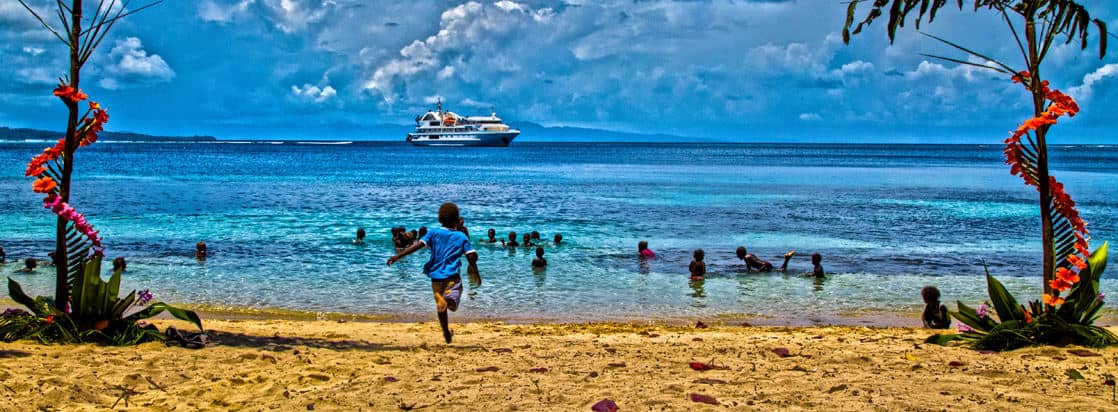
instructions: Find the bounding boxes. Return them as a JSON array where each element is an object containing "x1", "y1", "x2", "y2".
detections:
[
  {"x1": 438, "y1": 202, "x2": 460, "y2": 228},
  {"x1": 638, "y1": 241, "x2": 649, "y2": 251},
  {"x1": 811, "y1": 252, "x2": 822, "y2": 265},
  {"x1": 531, "y1": 231, "x2": 540, "y2": 240},
  {"x1": 487, "y1": 228, "x2": 496, "y2": 238},
  {"x1": 693, "y1": 249, "x2": 704, "y2": 261},
  {"x1": 554, "y1": 233, "x2": 562, "y2": 244},
  {"x1": 535, "y1": 246, "x2": 544, "y2": 258},
  {"x1": 921, "y1": 286, "x2": 941, "y2": 304},
  {"x1": 508, "y1": 231, "x2": 518, "y2": 241},
  {"x1": 735, "y1": 246, "x2": 747, "y2": 260}
]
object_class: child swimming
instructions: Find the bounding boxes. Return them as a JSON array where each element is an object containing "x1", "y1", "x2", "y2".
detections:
[
  {"x1": 387, "y1": 203, "x2": 481, "y2": 344},
  {"x1": 638, "y1": 241, "x2": 655, "y2": 258},
  {"x1": 531, "y1": 246, "x2": 547, "y2": 268}
]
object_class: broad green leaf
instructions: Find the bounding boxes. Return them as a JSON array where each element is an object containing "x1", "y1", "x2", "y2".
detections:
[
  {"x1": 1066, "y1": 369, "x2": 1085, "y2": 380},
  {"x1": 986, "y1": 273, "x2": 1024, "y2": 323},
  {"x1": 7, "y1": 278, "x2": 46, "y2": 316}
]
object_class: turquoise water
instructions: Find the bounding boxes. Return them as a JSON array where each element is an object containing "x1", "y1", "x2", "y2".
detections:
[{"x1": 0, "y1": 142, "x2": 1115, "y2": 324}]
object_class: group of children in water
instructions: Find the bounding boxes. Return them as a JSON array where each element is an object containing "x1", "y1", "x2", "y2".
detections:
[{"x1": 637, "y1": 240, "x2": 826, "y2": 281}]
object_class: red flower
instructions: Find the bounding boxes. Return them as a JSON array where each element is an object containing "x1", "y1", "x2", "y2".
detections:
[
  {"x1": 1067, "y1": 254, "x2": 1087, "y2": 270},
  {"x1": 32, "y1": 177, "x2": 57, "y2": 193},
  {"x1": 1042, "y1": 293, "x2": 1065, "y2": 306},
  {"x1": 43, "y1": 314, "x2": 54, "y2": 324}
]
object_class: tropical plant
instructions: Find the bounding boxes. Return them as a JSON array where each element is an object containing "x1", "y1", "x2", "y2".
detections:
[
  {"x1": 15, "y1": 0, "x2": 162, "y2": 311},
  {"x1": 843, "y1": 1, "x2": 1115, "y2": 349},
  {"x1": 3, "y1": 259, "x2": 204, "y2": 345},
  {"x1": 1, "y1": 0, "x2": 204, "y2": 345}
]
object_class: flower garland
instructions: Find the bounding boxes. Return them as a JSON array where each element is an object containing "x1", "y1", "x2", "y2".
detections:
[
  {"x1": 1003, "y1": 72, "x2": 1088, "y2": 306},
  {"x1": 24, "y1": 84, "x2": 109, "y2": 257}
]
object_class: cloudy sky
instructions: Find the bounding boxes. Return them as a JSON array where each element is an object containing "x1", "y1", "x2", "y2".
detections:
[{"x1": 1, "y1": 0, "x2": 1117, "y2": 142}]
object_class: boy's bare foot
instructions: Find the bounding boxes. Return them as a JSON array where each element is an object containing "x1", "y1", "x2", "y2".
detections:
[{"x1": 784, "y1": 250, "x2": 797, "y2": 258}]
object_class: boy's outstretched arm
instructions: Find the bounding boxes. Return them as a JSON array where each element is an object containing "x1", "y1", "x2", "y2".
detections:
[
  {"x1": 466, "y1": 251, "x2": 480, "y2": 285},
  {"x1": 387, "y1": 241, "x2": 425, "y2": 266}
]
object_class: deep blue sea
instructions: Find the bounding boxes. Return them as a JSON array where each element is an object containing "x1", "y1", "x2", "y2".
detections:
[{"x1": 0, "y1": 141, "x2": 1115, "y2": 324}]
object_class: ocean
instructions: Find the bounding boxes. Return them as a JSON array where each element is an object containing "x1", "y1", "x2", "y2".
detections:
[{"x1": 0, "y1": 141, "x2": 1115, "y2": 324}]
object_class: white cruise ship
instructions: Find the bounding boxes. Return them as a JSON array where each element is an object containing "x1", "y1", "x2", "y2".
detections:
[{"x1": 406, "y1": 99, "x2": 520, "y2": 147}]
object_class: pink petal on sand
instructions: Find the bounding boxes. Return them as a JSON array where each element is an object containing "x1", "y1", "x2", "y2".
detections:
[
  {"x1": 689, "y1": 393, "x2": 719, "y2": 405},
  {"x1": 591, "y1": 398, "x2": 618, "y2": 412},
  {"x1": 476, "y1": 366, "x2": 499, "y2": 372},
  {"x1": 383, "y1": 376, "x2": 398, "y2": 382},
  {"x1": 772, "y1": 347, "x2": 791, "y2": 358}
]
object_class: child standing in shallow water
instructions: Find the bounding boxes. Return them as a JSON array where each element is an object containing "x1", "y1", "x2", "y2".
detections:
[
  {"x1": 921, "y1": 286, "x2": 951, "y2": 329},
  {"x1": 638, "y1": 241, "x2": 655, "y2": 258},
  {"x1": 688, "y1": 249, "x2": 706, "y2": 280},
  {"x1": 387, "y1": 203, "x2": 481, "y2": 344}
]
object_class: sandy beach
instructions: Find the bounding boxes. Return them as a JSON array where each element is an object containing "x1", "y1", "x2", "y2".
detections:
[{"x1": 2, "y1": 315, "x2": 1117, "y2": 411}]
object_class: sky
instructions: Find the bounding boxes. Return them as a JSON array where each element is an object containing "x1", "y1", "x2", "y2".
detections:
[{"x1": 1, "y1": 0, "x2": 1118, "y2": 142}]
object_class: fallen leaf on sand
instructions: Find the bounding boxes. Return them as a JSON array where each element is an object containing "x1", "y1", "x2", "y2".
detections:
[
  {"x1": 383, "y1": 376, "x2": 398, "y2": 382},
  {"x1": 827, "y1": 384, "x2": 847, "y2": 393},
  {"x1": 1067, "y1": 349, "x2": 1101, "y2": 357},
  {"x1": 695, "y1": 321, "x2": 708, "y2": 329},
  {"x1": 692, "y1": 337, "x2": 703, "y2": 342},
  {"x1": 948, "y1": 361, "x2": 964, "y2": 367},
  {"x1": 607, "y1": 362, "x2": 626, "y2": 368},
  {"x1": 591, "y1": 398, "x2": 618, "y2": 412},
  {"x1": 689, "y1": 393, "x2": 719, "y2": 405},
  {"x1": 476, "y1": 366, "x2": 499, "y2": 372},
  {"x1": 528, "y1": 367, "x2": 549, "y2": 373},
  {"x1": 693, "y1": 378, "x2": 726, "y2": 385},
  {"x1": 903, "y1": 353, "x2": 918, "y2": 362},
  {"x1": 1065, "y1": 369, "x2": 1085, "y2": 380},
  {"x1": 492, "y1": 348, "x2": 513, "y2": 353},
  {"x1": 772, "y1": 348, "x2": 791, "y2": 358}
]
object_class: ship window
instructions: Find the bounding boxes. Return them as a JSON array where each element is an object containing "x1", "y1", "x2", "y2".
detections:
[
  {"x1": 429, "y1": 121, "x2": 440, "y2": 126},
  {"x1": 430, "y1": 135, "x2": 439, "y2": 139}
]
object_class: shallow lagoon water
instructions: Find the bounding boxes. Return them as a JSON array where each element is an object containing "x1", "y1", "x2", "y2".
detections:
[{"x1": 0, "y1": 142, "x2": 1115, "y2": 324}]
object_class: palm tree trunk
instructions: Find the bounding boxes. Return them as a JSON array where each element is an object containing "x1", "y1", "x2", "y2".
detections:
[
  {"x1": 1025, "y1": 17, "x2": 1054, "y2": 296},
  {"x1": 54, "y1": 0, "x2": 82, "y2": 311}
]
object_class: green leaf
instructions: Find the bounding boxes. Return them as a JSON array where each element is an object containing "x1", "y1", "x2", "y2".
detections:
[
  {"x1": 7, "y1": 278, "x2": 46, "y2": 316},
  {"x1": 124, "y1": 302, "x2": 204, "y2": 332},
  {"x1": 1065, "y1": 369, "x2": 1085, "y2": 380},
  {"x1": 985, "y1": 271, "x2": 1024, "y2": 323},
  {"x1": 924, "y1": 333, "x2": 960, "y2": 346}
]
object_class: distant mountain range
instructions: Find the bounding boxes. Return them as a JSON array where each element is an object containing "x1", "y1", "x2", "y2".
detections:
[{"x1": 0, "y1": 126, "x2": 216, "y2": 142}]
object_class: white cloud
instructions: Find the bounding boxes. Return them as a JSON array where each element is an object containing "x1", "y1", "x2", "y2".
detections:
[
  {"x1": 494, "y1": 1, "x2": 526, "y2": 13},
  {"x1": 100, "y1": 37, "x2": 174, "y2": 89},
  {"x1": 799, "y1": 113, "x2": 822, "y2": 121},
  {"x1": 22, "y1": 46, "x2": 43, "y2": 56},
  {"x1": 291, "y1": 83, "x2": 336, "y2": 103},
  {"x1": 198, "y1": 0, "x2": 255, "y2": 23},
  {"x1": 1068, "y1": 63, "x2": 1118, "y2": 102},
  {"x1": 437, "y1": 65, "x2": 456, "y2": 79}
]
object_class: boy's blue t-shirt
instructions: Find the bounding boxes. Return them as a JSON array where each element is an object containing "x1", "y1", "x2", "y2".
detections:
[{"x1": 419, "y1": 227, "x2": 475, "y2": 280}]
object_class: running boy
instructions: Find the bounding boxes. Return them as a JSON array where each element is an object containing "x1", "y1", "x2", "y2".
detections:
[{"x1": 387, "y1": 203, "x2": 480, "y2": 344}]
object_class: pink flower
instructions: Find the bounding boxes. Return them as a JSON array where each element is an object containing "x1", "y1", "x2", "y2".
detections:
[{"x1": 958, "y1": 324, "x2": 974, "y2": 333}]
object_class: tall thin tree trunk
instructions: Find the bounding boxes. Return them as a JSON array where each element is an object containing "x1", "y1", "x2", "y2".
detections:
[
  {"x1": 54, "y1": 0, "x2": 82, "y2": 311},
  {"x1": 1025, "y1": 17, "x2": 1054, "y2": 296}
]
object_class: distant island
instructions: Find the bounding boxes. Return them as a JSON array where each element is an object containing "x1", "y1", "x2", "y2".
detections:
[{"x1": 0, "y1": 126, "x2": 217, "y2": 142}]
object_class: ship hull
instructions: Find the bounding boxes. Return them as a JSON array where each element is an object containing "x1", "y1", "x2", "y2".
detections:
[{"x1": 406, "y1": 131, "x2": 520, "y2": 147}]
